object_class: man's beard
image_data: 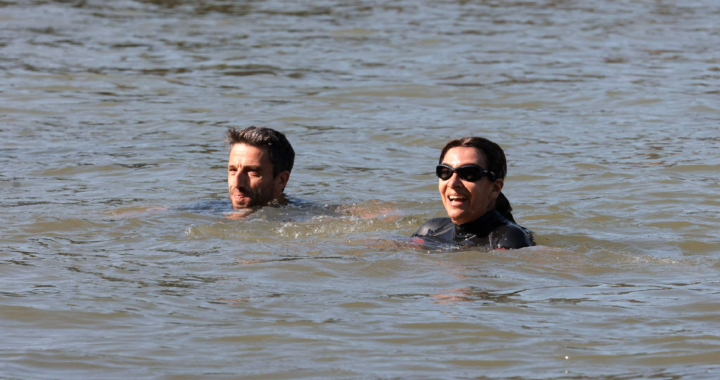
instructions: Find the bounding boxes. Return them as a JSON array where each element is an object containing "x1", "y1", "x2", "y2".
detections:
[{"x1": 232, "y1": 183, "x2": 275, "y2": 209}]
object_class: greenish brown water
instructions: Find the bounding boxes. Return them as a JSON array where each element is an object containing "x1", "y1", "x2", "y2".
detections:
[{"x1": 1, "y1": 0, "x2": 720, "y2": 379}]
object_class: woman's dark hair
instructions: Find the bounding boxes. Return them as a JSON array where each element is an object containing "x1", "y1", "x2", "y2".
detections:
[{"x1": 439, "y1": 137, "x2": 516, "y2": 223}]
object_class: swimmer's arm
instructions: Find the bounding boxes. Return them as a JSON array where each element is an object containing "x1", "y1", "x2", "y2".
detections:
[
  {"x1": 104, "y1": 206, "x2": 169, "y2": 218},
  {"x1": 335, "y1": 202, "x2": 401, "y2": 221}
]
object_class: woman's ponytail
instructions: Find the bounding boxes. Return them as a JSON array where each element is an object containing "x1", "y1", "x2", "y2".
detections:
[{"x1": 495, "y1": 192, "x2": 516, "y2": 223}]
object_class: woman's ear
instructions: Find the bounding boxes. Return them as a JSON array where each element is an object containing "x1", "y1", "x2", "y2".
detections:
[{"x1": 492, "y1": 178, "x2": 504, "y2": 197}]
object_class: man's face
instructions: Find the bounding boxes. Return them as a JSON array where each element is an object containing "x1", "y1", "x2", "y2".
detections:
[
  {"x1": 439, "y1": 147, "x2": 503, "y2": 225},
  {"x1": 227, "y1": 143, "x2": 279, "y2": 209}
]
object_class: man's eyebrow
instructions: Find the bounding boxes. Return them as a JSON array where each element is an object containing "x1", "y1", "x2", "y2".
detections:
[{"x1": 228, "y1": 164, "x2": 263, "y2": 172}]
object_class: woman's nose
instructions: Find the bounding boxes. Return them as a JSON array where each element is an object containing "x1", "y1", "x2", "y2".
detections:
[{"x1": 447, "y1": 172, "x2": 463, "y2": 187}]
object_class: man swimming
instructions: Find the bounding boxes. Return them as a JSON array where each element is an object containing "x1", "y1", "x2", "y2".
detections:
[
  {"x1": 226, "y1": 126, "x2": 295, "y2": 209},
  {"x1": 413, "y1": 137, "x2": 535, "y2": 249}
]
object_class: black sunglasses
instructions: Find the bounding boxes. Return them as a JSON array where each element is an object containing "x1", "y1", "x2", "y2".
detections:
[{"x1": 436, "y1": 164, "x2": 496, "y2": 182}]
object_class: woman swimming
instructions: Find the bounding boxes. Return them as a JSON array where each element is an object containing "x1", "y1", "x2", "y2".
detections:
[{"x1": 413, "y1": 137, "x2": 535, "y2": 249}]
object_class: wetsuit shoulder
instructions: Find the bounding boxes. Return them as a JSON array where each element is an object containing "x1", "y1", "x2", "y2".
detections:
[
  {"x1": 413, "y1": 217, "x2": 454, "y2": 237},
  {"x1": 490, "y1": 223, "x2": 535, "y2": 249}
]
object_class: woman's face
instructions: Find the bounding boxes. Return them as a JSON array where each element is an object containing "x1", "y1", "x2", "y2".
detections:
[{"x1": 439, "y1": 147, "x2": 504, "y2": 225}]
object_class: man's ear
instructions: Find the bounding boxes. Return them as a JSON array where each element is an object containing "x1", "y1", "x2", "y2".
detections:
[{"x1": 274, "y1": 171, "x2": 290, "y2": 195}]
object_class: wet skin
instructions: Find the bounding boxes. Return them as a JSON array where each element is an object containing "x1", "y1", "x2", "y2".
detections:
[
  {"x1": 227, "y1": 143, "x2": 289, "y2": 209},
  {"x1": 439, "y1": 147, "x2": 504, "y2": 225}
]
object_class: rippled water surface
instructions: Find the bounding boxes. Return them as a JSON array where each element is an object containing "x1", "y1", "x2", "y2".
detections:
[{"x1": 2, "y1": 0, "x2": 720, "y2": 378}]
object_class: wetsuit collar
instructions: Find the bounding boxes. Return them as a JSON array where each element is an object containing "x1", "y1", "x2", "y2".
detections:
[{"x1": 455, "y1": 210, "x2": 507, "y2": 238}]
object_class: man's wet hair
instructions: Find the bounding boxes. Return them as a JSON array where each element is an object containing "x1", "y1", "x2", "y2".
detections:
[
  {"x1": 439, "y1": 136, "x2": 515, "y2": 222},
  {"x1": 225, "y1": 126, "x2": 295, "y2": 177}
]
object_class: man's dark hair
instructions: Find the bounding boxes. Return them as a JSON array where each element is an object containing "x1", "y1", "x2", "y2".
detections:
[
  {"x1": 225, "y1": 126, "x2": 295, "y2": 177},
  {"x1": 439, "y1": 136, "x2": 515, "y2": 222}
]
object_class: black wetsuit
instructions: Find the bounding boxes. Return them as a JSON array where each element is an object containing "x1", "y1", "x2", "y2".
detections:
[{"x1": 413, "y1": 210, "x2": 535, "y2": 249}]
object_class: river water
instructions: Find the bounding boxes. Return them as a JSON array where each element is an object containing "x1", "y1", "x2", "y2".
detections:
[{"x1": 2, "y1": 0, "x2": 720, "y2": 379}]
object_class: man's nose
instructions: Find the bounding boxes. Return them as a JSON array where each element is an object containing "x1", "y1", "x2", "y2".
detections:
[{"x1": 230, "y1": 170, "x2": 248, "y2": 188}]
